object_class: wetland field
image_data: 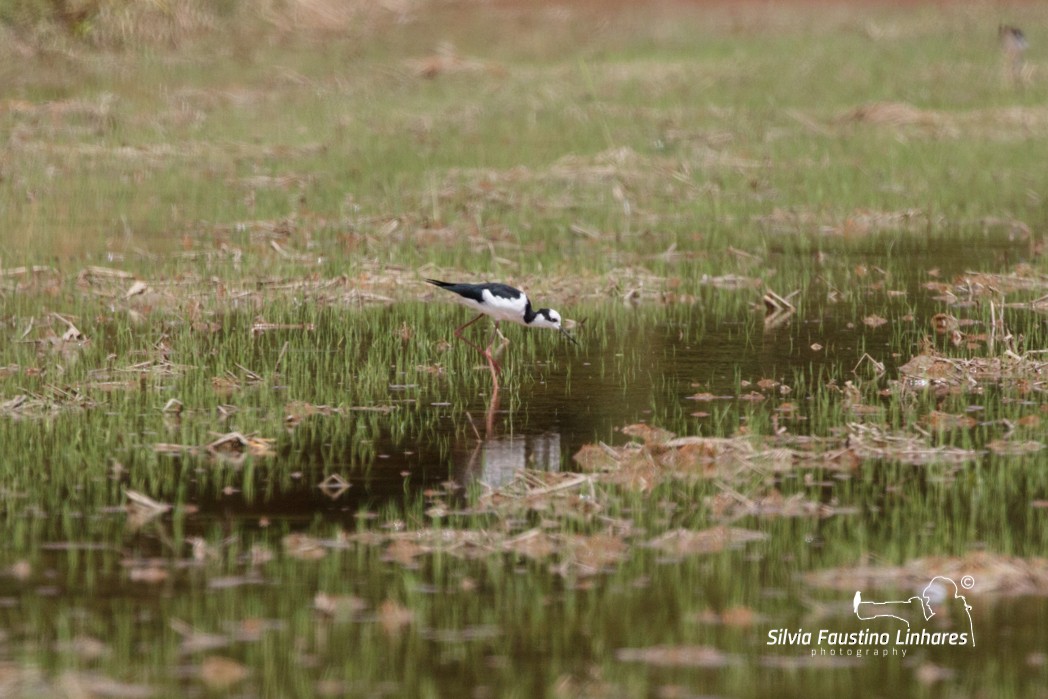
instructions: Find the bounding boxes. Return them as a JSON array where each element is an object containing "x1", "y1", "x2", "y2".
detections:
[{"x1": 2, "y1": 0, "x2": 1048, "y2": 696}]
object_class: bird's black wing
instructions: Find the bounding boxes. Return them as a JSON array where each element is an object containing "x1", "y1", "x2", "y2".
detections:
[
  {"x1": 477, "y1": 283, "x2": 525, "y2": 300},
  {"x1": 425, "y1": 279, "x2": 523, "y2": 303}
]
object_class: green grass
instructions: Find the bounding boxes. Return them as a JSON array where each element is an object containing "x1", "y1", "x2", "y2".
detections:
[
  {"x1": 3, "y1": 1, "x2": 1048, "y2": 696},
  {"x1": 4, "y1": 1, "x2": 1048, "y2": 279}
]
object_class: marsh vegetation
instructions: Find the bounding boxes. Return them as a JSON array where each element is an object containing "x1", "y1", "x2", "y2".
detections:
[{"x1": 2, "y1": 1, "x2": 1048, "y2": 696}]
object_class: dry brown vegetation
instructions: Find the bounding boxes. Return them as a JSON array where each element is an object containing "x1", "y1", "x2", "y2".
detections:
[
  {"x1": 4, "y1": 1, "x2": 1048, "y2": 694},
  {"x1": 806, "y1": 552, "x2": 1048, "y2": 596}
]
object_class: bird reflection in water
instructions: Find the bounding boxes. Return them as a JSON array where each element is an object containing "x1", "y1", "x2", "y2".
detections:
[{"x1": 458, "y1": 389, "x2": 562, "y2": 490}]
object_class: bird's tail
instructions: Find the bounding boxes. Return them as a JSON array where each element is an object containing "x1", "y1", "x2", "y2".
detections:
[{"x1": 425, "y1": 279, "x2": 452, "y2": 288}]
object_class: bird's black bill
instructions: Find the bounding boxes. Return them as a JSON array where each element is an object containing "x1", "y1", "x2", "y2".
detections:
[{"x1": 559, "y1": 327, "x2": 580, "y2": 346}]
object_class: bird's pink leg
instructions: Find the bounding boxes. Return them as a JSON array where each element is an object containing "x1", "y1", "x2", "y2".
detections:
[
  {"x1": 485, "y1": 385, "x2": 501, "y2": 434},
  {"x1": 453, "y1": 314, "x2": 490, "y2": 355},
  {"x1": 455, "y1": 314, "x2": 501, "y2": 388},
  {"x1": 483, "y1": 349, "x2": 500, "y2": 389},
  {"x1": 480, "y1": 323, "x2": 502, "y2": 389},
  {"x1": 483, "y1": 322, "x2": 510, "y2": 378},
  {"x1": 485, "y1": 322, "x2": 510, "y2": 363}
]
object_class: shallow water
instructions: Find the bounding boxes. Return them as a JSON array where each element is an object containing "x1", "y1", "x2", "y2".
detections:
[
  {"x1": 2, "y1": 239, "x2": 1047, "y2": 697},
  {"x1": 212, "y1": 236, "x2": 1028, "y2": 517}
]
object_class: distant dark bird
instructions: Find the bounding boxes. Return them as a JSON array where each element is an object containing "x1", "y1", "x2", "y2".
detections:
[
  {"x1": 425, "y1": 279, "x2": 577, "y2": 388},
  {"x1": 999, "y1": 25, "x2": 1028, "y2": 51},
  {"x1": 999, "y1": 25, "x2": 1029, "y2": 86}
]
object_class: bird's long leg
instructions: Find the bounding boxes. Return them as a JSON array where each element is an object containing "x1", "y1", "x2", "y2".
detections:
[
  {"x1": 481, "y1": 321, "x2": 502, "y2": 388},
  {"x1": 486, "y1": 323, "x2": 510, "y2": 363},
  {"x1": 485, "y1": 385, "x2": 500, "y2": 435},
  {"x1": 454, "y1": 314, "x2": 501, "y2": 389},
  {"x1": 453, "y1": 313, "x2": 490, "y2": 356},
  {"x1": 482, "y1": 350, "x2": 500, "y2": 389}
]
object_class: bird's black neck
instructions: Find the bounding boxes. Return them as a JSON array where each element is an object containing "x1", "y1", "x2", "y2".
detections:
[{"x1": 522, "y1": 301, "x2": 538, "y2": 325}]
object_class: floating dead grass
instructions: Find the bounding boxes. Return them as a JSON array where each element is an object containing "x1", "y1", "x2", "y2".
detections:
[
  {"x1": 897, "y1": 350, "x2": 1048, "y2": 393},
  {"x1": 692, "y1": 605, "x2": 762, "y2": 628},
  {"x1": 805, "y1": 552, "x2": 1048, "y2": 596},
  {"x1": 845, "y1": 423, "x2": 981, "y2": 466},
  {"x1": 0, "y1": 391, "x2": 94, "y2": 420},
  {"x1": 549, "y1": 533, "x2": 630, "y2": 577},
  {"x1": 9, "y1": 312, "x2": 90, "y2": 366},
  {"x1": 314, "y1": 592, "x2": 367, "y2": 621},
  {"x1": 646, "y1": 526, "x2": 767, "y2": 557},
  {"x1": 574, "y1": 422, "x2": 985, "y2": 491},
  {"x1": 283, "y1": 533, "x2": 328, "y2": 561},
  {"x1": 573, "y1": 435, "x2": 774, "y2": 491},
  {"x1": 154, "y1": 431, "x2": 277, "y2": 461},
  {"x1": 369, "y1": 528, "x2": 513, "y2": 564},
  {"x1": 345, "y1": 524, "x2": 632, "y2": 577},
  {"x1": 124, "y1": 560, "x2": 170, "y2": 584},
  {"x1": 327, "y1": 456, "x2": 859, "y2": 575},
  {"x1": 199, "y1": 655, "x2": 249, "y2": 692},
  {"x1": 286, "y1": 464, "x2": 761, "y2": 576},
  {"x1": 615, "y1": 644, "x2": 734, "y2": 668},
  {"x1": 125, "y1": 489, "x2": 173, "y2": 530},
  {"x1": 477, "y1": 470, "x2": 597, "y2": 511},
  {"x1": 284, "y1": 401, "x2": 396, "y2": 427},
  {"x1": 54, "y1": 672, "x2": 156, "y2": 699},
  {"x1": 377, "y1": 599, "x2": 415, "y2": 636},
  {"x1": 707, "y1": 489, "x2": 856, "y2": 521},
  {"x1": 921, "y1": 410, "x2": 978, "y2": 431},
  {"x1": 986, "y1": 439, "x2": 1044, "y2": 456},
  {"x1": 934, "y1": 269, "x2": 1048, "y2": 311},
  {"x1": 760, "y1": 654, "x2": 862, "y2": 669}
]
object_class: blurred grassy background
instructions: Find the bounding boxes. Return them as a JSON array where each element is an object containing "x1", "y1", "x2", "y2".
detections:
[
  {"x1": 3, "y1": 6, "x2": 1048, "y2": 697},
  {"x1": 2, "y1": 0, "x2": 1046, "y2": 291}
]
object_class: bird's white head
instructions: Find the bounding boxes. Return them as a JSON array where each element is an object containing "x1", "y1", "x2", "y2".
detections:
[
  {"x1": 533, "y1": 308, "x2": 579, "y2": 345},
  {"x1": 532, "y1": 308, "x2": 562, "y2": 330}
]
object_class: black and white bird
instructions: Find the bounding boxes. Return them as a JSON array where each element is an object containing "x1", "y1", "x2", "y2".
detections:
[{"x1": 425, "y1": 279, "x2": 577, "y2": 387}]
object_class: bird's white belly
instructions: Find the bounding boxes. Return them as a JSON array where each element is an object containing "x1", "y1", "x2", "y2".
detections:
[{"x1": 453, "y1": 289, "x2": 529, "y2": 325}]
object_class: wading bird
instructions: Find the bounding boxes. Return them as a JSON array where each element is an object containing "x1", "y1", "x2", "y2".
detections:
[
  {"x1": 999, "y1": 25, "x2": 1028, "y2": 86},
  {"x1": 425, "y1": 279, "x2": 577, "y2": 389}
]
